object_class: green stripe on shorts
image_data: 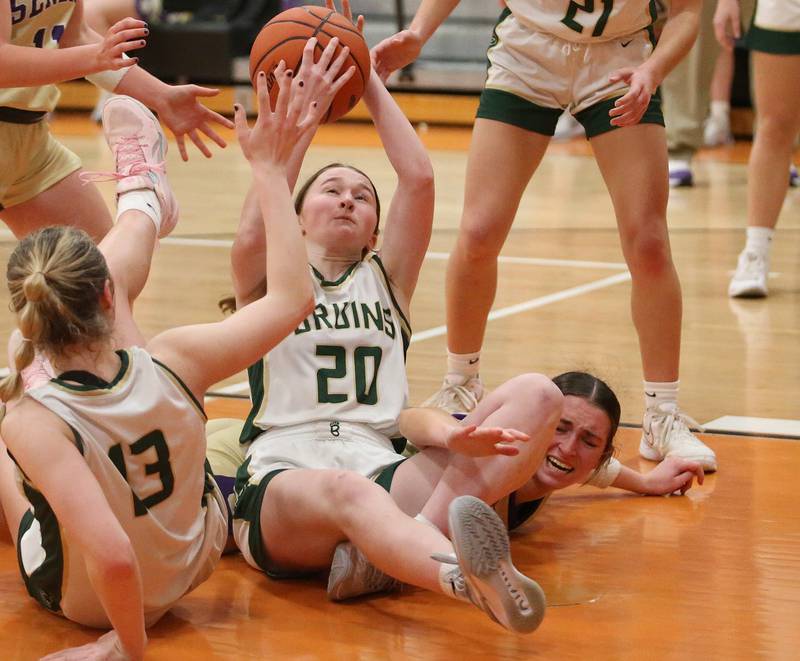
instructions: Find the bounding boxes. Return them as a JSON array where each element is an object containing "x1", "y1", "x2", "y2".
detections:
[
  {"x1": 373, "y1": 459, "x2": 406, "y2": 492},
  {"x1": 233, "y1": 464, "x2": 292, "y2": 577},
  {"x1": 575, "y1": 92, "x2": 664, "y2": 139},
  {"x1": 746, "y1": 26, "x2": 800, "y2": 54},
  {"x1": 476, "y1": 88, "x2": 562, "y2": 136}
]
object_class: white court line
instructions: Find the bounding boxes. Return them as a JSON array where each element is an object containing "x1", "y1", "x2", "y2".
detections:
[
  {"x1": 207, "y1": 271, "x2": 632, "y2": 398},
  {"x1": 159, "y1": 237, "x2": 629, "y2": 270},
  {"x1": 424, "y1": 251, "x2": 628, "y2": 270},
  {"x1": 412, "y1": 271, "x2": 631, "y2": 342}
]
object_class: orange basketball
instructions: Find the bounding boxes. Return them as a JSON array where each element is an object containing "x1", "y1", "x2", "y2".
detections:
[{"x1": 249, "y1": 6, "x2": 371, "y2": 123}]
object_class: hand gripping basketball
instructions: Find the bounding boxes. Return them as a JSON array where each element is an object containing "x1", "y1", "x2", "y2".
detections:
[
  {"x1": 234, "y1": 63, "x2": 319, "y2": 167},
  {"x1": 249, "y1": 3, "x2": 370, "y2": 122}
]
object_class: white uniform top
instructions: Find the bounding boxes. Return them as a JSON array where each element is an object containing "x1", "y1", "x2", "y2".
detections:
[
  {"x1": 0, "y1": 0, "x2": 77, "y2": 112},
  {"x1": 18, "y1": 347, "x2": 226, "y2": 627},
  {"x1": 506, "y1": 0, "x2": 655, "y2": 43},
  {"x1": 241, "y1": 253, "x2": 411, "y2": 443}
]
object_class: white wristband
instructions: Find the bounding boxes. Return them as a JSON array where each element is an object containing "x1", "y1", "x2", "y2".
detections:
[
  {"x1": 586, "y1": 456, "x2": 622, "y2": 488},
  {"x1": 85, "y1": 54, "x2": 133, "y2": 92}
]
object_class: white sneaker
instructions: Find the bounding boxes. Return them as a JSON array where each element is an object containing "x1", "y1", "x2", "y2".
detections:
[
  {"x1": 703, "y1": 115, "x2": 734, "y2": 147},
  {"x1": 438, "y1": 495, "x2": 546, "y2": 634},
  {"x1": 729, "y1": 250, "x2": 769, "y2": 298},
  {"x1": 327, "y1": 542, "x2": 399, "y2": 601},
  {"x1": 640, "y1": 404, "x2": 717, "y2": 472},
  {"x1": 421, "y1": 377, "x2": 484, "y2": 414}
]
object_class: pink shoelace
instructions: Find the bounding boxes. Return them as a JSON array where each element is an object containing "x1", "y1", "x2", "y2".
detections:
[{"x1": 79, "y1": 136, "x2": 165, "y2": 184}]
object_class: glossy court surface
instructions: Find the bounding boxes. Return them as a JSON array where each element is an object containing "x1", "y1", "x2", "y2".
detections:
[{"x1": 0, "y1": 112, "x2": 798, "y2": 659}]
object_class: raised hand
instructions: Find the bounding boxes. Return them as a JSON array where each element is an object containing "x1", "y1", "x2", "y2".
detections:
[
  {"x1": 235, "y1": 62, "x2": 319, "y2": 168},
  {"x1": 607, "y1": 65, "x2": 658, "y2": 127},
  {"x1": 92, "y1": 17, "x2": 148, "y2": 72},
  {"x1": 154, "y1": 84, "x2": 235, "y2": 161},
  {"x1": 290, "y1": 36, "x2": 356, "y2": 125},
  {"x1": 445, "y1": 424, "x2": 530, "y2": 457},
  {"x1": 371, "y1": 29, "x2": 423, "y2": 82},
  {"x1": 326, "y1": 0, "x2": 365, "y2": 32}
]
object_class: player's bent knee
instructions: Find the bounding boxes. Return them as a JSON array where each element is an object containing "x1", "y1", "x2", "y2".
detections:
[
  {"x1": 501, "y1": 373, "x2": 563, "y2": 412},
  {"x1": 327, "y1": 471, "x2": 377, "y2": 520}
]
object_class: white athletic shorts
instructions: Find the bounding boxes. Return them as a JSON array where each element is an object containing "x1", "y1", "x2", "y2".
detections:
[
  {"x1": 747, "y1": 0, "x2": 800, "y2": 53},
  {"x1": 478, "y1": 8, "x2": 664, "y2": 137},
  {"x1": 232, "y1": 421, "x2": 405, "y2": 576}
]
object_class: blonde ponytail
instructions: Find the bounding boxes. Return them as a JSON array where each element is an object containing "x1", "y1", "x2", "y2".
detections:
[{"x1": 1, "y1": 227, "x2": 112, "y2": 403}]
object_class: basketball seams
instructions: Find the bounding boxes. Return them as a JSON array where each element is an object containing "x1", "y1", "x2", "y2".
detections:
[{"x1": 250, "y1": 8, "x2": 369, "y2": 121}]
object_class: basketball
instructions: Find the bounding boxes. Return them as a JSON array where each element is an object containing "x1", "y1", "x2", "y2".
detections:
[{"x1": 249, "y1": 6, "x2": 371, "y2": 123}]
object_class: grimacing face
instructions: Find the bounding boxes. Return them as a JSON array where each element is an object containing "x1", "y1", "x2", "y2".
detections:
[
  {"x1": 298, "y1": 167, "x2": 378, "y2": 255},
  {"x1": 534, "y1": 395, "x2": 612, "y2": 491}
]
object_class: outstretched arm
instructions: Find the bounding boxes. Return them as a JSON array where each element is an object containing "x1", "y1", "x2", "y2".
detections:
[
  {"x1": 230, "y1": 36, "x2": 353, "y2": 307},
  {"x1": 0, "y1": 2, "x2": 143, "y2": 87},
  {"x1": 610, "y1": 456, "x2": 704, "y2": 495},
  {"x1": 2, "y1": 401, "x2": 146, "y2": 660},
  {"x1": 399, "y1": 407, "x2": 529, "y2": 457},
  {"x1": 149, "y1": 64, "x2": 341, "y2": 397},
  {"x1": 363, "y1": 70, "x2": 434, "y2": 307}
]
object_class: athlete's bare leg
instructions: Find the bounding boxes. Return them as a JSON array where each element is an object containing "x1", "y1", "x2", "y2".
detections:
[
  {"x1": 747, "y1": 52, "x2": 800, "y2": 230},
  {"x1": 390, "y1": 374, "x2": 563, "y2": 531},
  {"x1": 590, "y1": 124, "x2": 681, "y2": 382},
  {"x1": 258, "y1": 469, "x2": 455, "y2": 592},
  {"x1": 0, "y1": 170, "x2": 113, "y2": 243},
  {"x1": 445, "y1": 119, "x2": 551, "y2": 355}
]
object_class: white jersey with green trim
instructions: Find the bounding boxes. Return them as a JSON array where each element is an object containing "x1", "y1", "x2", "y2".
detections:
[
  {"x1": 0, "y1": 0, "x2": 77, "y2": 112},
  {"x1": 244, "y1": 253, "x2": 411, "y2": 440},
  {"x1": 20, "y1": 346, "x2": 225, "y2": 626},
  {"x1": 506, "y1": 0, "x2": 655, "y2": 43}
]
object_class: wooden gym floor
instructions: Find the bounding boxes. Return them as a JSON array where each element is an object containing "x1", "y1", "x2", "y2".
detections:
[{"x1": 0, "y1": 111, "x2": 798, "y2": 659}]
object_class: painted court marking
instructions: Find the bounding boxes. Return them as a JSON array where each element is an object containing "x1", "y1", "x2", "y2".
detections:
[{"x1": 704, "y1": 416, "x2": 800, "y2": 439}]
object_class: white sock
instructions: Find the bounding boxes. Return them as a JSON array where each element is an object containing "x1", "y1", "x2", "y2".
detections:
[
  {"x1": 744, "y1": 226, "x2": 774, "y2": 258},
  {"x1": 643, "y1": 380, "x2": 679, "y2": 411},
  {"x1": 709, "y1": 100, "x2": 730, "y2": 122},
  {"x1": 116, "y1": 189, "x2": 161, "y2": 234},
  {"x1": 445, "y1": 351, "x2": 481, "y2": 385}
]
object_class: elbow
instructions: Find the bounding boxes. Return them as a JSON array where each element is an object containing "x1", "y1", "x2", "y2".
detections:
[
  {"x1": 405, "y1": 161, "x2": 435, "y2": 193},
  {"x1": 284, "y1": 288, "x2": 316, "y2": 327},
  {"x1": 92, "y1": 538, "x2": 138, "y2": 583}
]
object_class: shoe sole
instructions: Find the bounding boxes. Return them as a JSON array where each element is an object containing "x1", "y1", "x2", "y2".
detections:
[
  {"x1": 728, "y1": 286, "x2": 768, "y2": 299},
  {"x1": 639, "y1": 438, "x2": 718, "y2": 472},
  {"x1": 448, "y1": 496, "x2": 546, "y2": 634}
]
